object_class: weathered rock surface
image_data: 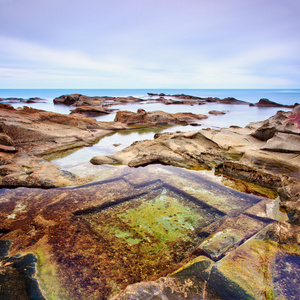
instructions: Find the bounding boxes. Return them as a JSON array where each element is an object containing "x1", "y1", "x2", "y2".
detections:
[
  {"x1": 91, "y1": 105, "x2": 300, "y2": 219},
  {"x1": 0, "y1": 104, "x2": 114, "y2": 187},
  {"x1": 114, "y1": 109, "x2": 207, "y2": 126},
  {"x1": 0, "y1": 97, "x2": 299, "y2": 299},
  {"x1": 1, "y1": 164, "x2": 298, "y2": 300},
  {"x1": 0, "y1": 153, "x2": 81, "y2": 188},
  {"x1": 0, "y1": 105, "x2": 111, "y2": 154},
  {"x1": 53, "y1": 93, "x2": 144, "y2": 107},
  {"x1": 70, "y1": 105, "x2": 113, "y2": 116}
]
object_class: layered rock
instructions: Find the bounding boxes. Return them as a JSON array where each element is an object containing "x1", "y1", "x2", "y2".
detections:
[
  {"x1": 114, "y1": 109, "x2": 207, "y2": 126},
  {"x1": 53, "y1": 94, "x2": 144, "y2": 107},
  {"x1": 70, "y1": 105, "x2": 113, "y2": 116},
  {"x1": 0, "y1": 105, "x2": 111, "y2": 154},
  {"x1": 91, "y1": 105, "x2": 300, "y2": 218},
  {"x1": 0, "y1": 104, "x2": 113, "y2": 187}
]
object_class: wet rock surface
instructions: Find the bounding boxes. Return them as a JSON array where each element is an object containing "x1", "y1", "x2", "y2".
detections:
[
  {"x1": 0, "y1": 240, "x2": 45, "y2": 300},
  {"x1": 1, "y1": 165, "x2": 297, "y2": 299}
]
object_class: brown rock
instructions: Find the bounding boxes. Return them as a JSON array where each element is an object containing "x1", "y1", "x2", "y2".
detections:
[
  {"x1": 53, "y1": 94, "x2": 144, "y2": 107},
  {"x1": 114, "y1": 109, "x2": 207, "y2": 126},
  {"x1": 218, "y1": 97, "x2": 249, "y2": 105},
  {"x1": 255, "y1": 98, "x2": 295, "y2": 108},
  {"x1": 70, "y1": 106, "x2": 113, "y2": 116},
  {"x1": 208, "y1": 110, "x2": 226, "y2": 115},
  {"x1": 0, "y1": 133, "x2": 14, "y2": 146}
]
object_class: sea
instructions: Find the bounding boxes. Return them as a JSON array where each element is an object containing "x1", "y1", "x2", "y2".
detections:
[{"x1": 1, "y1": 88, "x2": 299, "y2": 172}]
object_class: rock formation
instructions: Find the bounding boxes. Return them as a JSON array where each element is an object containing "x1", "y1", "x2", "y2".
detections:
[
  {"x1": 53, "y1": 94, "x2": 145, "y2": 107},
  {"x1": 0, "y1": 104, "x2": 113, "y2": 187},
  {"x1": 91, "y1": 105, "x2": 300, "y2": 219},
  {"x1": 70, "y1": 105, "x2": 113, "y2": 116},
  {"x1": 254, "y1": 98, "x2": 296, "y2": 108},
  {"x1": 114, "y1": 109, "x2": 207, "y2": 126}
]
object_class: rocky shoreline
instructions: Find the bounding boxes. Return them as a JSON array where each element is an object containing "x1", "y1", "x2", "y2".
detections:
[{"x1": 0, "y1": 94, "x2": 299, "y2": 299}]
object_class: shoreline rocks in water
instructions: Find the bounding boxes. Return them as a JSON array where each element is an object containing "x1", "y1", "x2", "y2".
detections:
[
  {"x1": 0, "y1": 97, "x2": 47, "y2": 104},
  {"x1": 70, "y1": 105, "x2": 114, "y2": 116},
  {"x1": 148, "y1": 93, "x2": 297, "y2": 108},
  {"x1": 0, "y1": 104, "x2": 115, "y2": 187},
  {"x1": 114, "y1": 109, "x2": 207, "y2": 126},
  {"x1": 53, "y1": 94, "x2": 297, "y2": 116},
  {"x1": 53, "y1": 93, "x2": 146, "y2": 107}
]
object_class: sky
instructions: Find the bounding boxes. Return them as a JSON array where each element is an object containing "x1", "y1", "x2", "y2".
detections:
[{"x1": 0, "y1": 0, "x2": 299, "y2": 89}]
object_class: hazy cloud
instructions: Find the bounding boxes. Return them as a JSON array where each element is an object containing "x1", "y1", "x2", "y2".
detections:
[{"x1": 0, "y1": 0, "x2": 299, "y2": 88}]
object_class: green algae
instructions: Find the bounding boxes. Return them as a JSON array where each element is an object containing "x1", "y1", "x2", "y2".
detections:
[
  {"x1": 118, "y1": 188, "x2": 200, "y2": 243},
  {"x1": 80, "y1": 186, "x2": 223, "y2": 292},
  {"x1": 35, "y1": 246, "x2": 70, "y2": 300},
  {"x1": 215, "y1": 238, "x2": 298, "y2": 299},
  {"x1": 221, "y1": 176, "x2": 279, "y2": 199}
]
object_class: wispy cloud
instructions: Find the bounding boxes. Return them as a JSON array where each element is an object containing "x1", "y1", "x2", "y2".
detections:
[{"x1": 0, "y1": 0, "x2": 299, "y2": 88}]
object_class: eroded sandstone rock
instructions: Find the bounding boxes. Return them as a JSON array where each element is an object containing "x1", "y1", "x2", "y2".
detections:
[{"x1": 114, "y1": 109, "x2": 207, "y2": 126}]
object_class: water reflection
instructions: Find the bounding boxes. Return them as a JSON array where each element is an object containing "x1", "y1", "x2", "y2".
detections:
[{"x1": 51, "y1": 127, "x2": 166, "y2": 172}]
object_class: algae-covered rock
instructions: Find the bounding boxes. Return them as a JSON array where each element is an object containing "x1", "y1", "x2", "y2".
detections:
[{"x1": 0, "y1": 240, "x2": 45, "y2": 300}]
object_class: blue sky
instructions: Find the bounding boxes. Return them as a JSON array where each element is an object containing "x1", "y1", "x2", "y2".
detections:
[{"x1": 0, "y1": 0, "x2": 299, "y2": 88}]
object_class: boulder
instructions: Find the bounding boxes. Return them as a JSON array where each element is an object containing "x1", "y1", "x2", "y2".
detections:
[{"x1": 209, "y1": 110, "x2": 226, "y2": 115}]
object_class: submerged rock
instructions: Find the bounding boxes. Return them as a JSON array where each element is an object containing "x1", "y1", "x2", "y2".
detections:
[{"x1": 0, "y1": 240, "x2": 45, "y2": 300}]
